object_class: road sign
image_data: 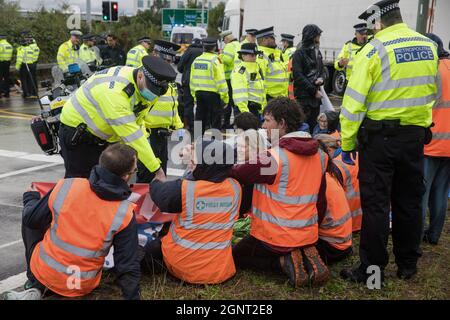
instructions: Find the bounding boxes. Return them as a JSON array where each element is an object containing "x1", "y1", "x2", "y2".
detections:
[{"x1": 161, "y1": 8, "x2": 209, "y2": 39}]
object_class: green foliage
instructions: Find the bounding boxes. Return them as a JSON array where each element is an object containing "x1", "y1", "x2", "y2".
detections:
[{"x1": 207, "y1": 2, "x2": 225, "y2": 37}]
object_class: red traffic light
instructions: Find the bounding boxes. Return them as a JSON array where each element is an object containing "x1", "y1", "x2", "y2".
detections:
[{"x1": 113, "y1": 4, "x2": 118, "y2": 9}]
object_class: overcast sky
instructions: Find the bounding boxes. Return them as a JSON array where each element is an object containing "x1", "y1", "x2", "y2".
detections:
[{"x1": 9, "y1": 0, "x2": 136, "y2": 15}]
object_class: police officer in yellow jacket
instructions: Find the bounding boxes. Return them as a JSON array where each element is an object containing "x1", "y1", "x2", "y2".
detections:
[
  {"x1": 137, "y1": 40, "x2": 184, "y2": 183},
  {"x1": 241, "y1": 29, "x2": 258, "y2": 46},
  {"x1": 220, "y1": 30, "x2": 241, "y2": 129},
  {"x1": 339, "y1": 0, "x2": 439, "y2": 284},
  {"x1": 16, "y1": 37, "x2": 37, "y2": 98},
  {"x1": 281, "y1": 34, "x2": 296, "y2": 66},
  {"x1": 126, "y1": 37, "x2": 151, "y2": 68},
  {"x1": 334, "y1": 23, "x2": 369, "y2": 83},
  {"x1": 57, "y1": 30, "x2": 82, "y2": 72},
  {"x1": 0, "y1": 34, "x2": 13, "y2": 98},
  {"x1": 59, "y1": 56, "x2": 177, "y2": 180},
  {"x1": 79, "y1": 34, "x2": 102, "y2": 68},
  {"x1": 190, "y1": 37, "x2": 229, "y2": 132},
  {"x1": 255, "y1": 27, "x2": 289, "y2": 101},
  {"x1": 231, "y1": 43, "x2": 266, "y2": 118}
]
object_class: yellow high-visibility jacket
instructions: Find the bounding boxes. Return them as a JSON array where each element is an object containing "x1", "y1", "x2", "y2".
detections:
[
  {"x1": 126, "y1": 44, "x2": 148, "y2": 68},
  {"x1": 15, "y1": 45, "x2": 35, "y2": 69},
  {"x1": 57, "y1": 40, "x2": 80, "y2": 72},
  {"x1": 334, "y1": 39, "x2": 364, "y2": 81},
  {"x1": 257, "y1": 46, "x2": 289, "y2": 98},
  {"x1": 0, "y1": 39, "x2": 13, "y2": 62},
  {"x1": 220, "y1": 40, "x2": 240, "y2": 80},
  {"x1": 231, "y1": 61, "x2": 266, "y2": 113}
]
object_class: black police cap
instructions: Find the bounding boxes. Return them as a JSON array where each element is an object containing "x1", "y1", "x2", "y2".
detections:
[
  {"x1": 255, "y1": 27, "x2": 275, "y2": 39},
  {"x1": 153, "y1": 39, "x2": 181, "y2": 57},
  {"x1": 359, "y1": 0, "x2": 400, "y2": 21},
  {"x1": 82, "y1": 34, "x2": 95, "y2": 41},
  {"x1": 245, "y1": 29, "x2": 258, "y2": 36},
  {"x1": 354, "y1": 23, "x2": 368, "y2": 32},
  {"x1": 281, "y1": 33, "x2": 295, "y2": 42},
  {"x1": 138, "y1": 36, "x2": 152, "y2": 44},
  {"x1": 238, "y1": 43, "x2": 259, "y2": 55},
  {"x1": 202, "y1": 37, "x2": 218, "y2": 46},
  {"x1": 141, "y1": 55, "x2": 177, "y2": 93}
]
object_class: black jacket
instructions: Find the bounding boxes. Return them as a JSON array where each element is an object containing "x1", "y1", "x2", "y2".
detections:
[
  {"x1": 22, "y1": 165, "x2": 140, "y2": 300},
  {"x1": 177, "y1": 44, "x2": 204, "y2": 86},
  {"x1": 100, "y1": 45, "x2": 126, "y2": 66},
  {"x1": 292, "y1": 26, "x2": 326, "y2": 107}
]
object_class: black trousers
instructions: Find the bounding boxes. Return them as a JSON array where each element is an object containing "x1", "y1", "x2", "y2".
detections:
[
  {"x1": 232, "y1": 236, "x2": 283, "y2": 273},
  {"x1": 195, "y1": 91, "x2": 222, "y2": 133},
  {"x1": 21, "y1": 223, "x2": 48, "y2": 292},
  {"x1": 183, "y1": 85, "x2": 195, "y2": 136},
  {"x1": 316, "y1": 239, "x2": 352, "y2": 265},
  {"x1": 222, "y1": 80, "x2": 234, "y2": 129},
  {"x1": 298, "y1": 102, "x2": 320, "y2": 134},
  {"x1": 358, "y1": 126, "x2": 425, "y2": 271},
  {"x1": 59, "y1": 124, "x2": 108, "y2": 178},
  {"x1": 19, "y1": 63, "x2": 37, "y2": 97},
  {"x1": 0, "y1": 61, "x2": 11, "y2": 96},
  {"x1": 136, "y1": 129, "x2": 169, "y2": 183}
]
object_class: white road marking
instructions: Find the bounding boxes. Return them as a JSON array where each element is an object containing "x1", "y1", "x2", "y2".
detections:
[
  {"x1": 167, "y1": 168, "x2": 185, "y2": 177},
  {"x1": 0, "y1": 272, "x2": 27, "y2": 294},
  {"x1": 0, "y1": 163, "x2": 61, "y2": 180},
  {"x1": 0, "y1": 202, "x2": 23, "y2": 209},
  {"x1": 0, "y1": 240, "x2": 22, "y2": 250},
  {"x1": 0, "y1": 149, "x2": 63, "y2": 164}
]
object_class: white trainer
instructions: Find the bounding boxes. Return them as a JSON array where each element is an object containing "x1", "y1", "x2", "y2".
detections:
[{"x1": 2, "y1": 288, "x2": 42, "y2": 300}]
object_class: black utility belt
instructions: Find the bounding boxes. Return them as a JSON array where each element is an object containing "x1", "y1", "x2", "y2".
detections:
[
  {"x1": 149, "y1": 127, "x2": 172, "y2": 136},
  {"x1": 62, "y1": 123, "x2": 108, "y2": 146},
  {"x1": 361, "y1": 118, "x2": 424, "y2": 132}
]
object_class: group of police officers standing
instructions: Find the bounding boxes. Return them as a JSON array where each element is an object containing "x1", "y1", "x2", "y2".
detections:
[{"x1": 0, "y1": 0, "x2": 446, "y2": 291}]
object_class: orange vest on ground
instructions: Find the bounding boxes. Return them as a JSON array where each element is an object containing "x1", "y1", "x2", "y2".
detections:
[
  {"x1": 330, "y1": 131, "x2": 341, "y2": 139},
  {"x1": 424, "y1": 58, "x2": 450, "y2": 157},
  {"x1": 288, "y1": 58, "x2": 295, "y2": 100},
  {"x1": 319, "y1": 173, "x2": 353, "y2": 250},
  {"x1": 162, "y1": 178, "x2": 242, "y2": 284},
  {"x1": 335, "y1": 154, "x2": 362, "y2": 232},
  {"x1": 30, "y1": 178, "x2": 135, "y2": 297},
  {"x1": 251, "y1": 147, "x2": 328, "y2": 247}
]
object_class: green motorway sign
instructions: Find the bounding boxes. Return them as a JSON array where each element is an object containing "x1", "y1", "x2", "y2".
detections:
[{"x1": 161, "y1": 8, "x2": 209, "y2": 39}]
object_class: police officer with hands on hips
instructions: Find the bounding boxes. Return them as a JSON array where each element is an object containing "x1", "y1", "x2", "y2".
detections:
[
  {"x1": 339, "y1": 0, "x2": 439, "y2": 284},
  {"x1": 59, "y1": 55, "x2": 177, "y2": 181},
  {"x1": 137, "y1": 40, "x2": 184, "y2": 183}
]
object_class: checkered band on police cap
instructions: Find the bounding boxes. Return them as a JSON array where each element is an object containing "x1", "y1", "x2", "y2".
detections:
[
  {"x1": 142, "y1": 67, "x2": 162, "y2": 86},
  {"x1": 154, "y1": 44, "x2": 176, "y2": 56}
]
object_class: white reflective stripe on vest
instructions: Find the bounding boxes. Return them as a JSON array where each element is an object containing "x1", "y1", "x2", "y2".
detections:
[
  {"x1": 434, "y1": 101, "x2": 450, "y2": 109},
  {"x1": 148, "y1": 110, "x2": 174, "y2": 117},
  {"x1": 334, "y1": 160, "x2": 359, "y2": 199},
  {"x1": 39, "y1": 246, "x2": 100, "y2": 279},
  {"x1": 320, "y1": 211, "x2": 352, "y2": 229},
  {"x1": 341, "y1": 106, "x2": 366, "y2": 122},
  {"x1": 367, "y1": 38, "x2": 437, "y2": 110},
  {"x1": 49, "y1": 179, "x2": 131, "y2": 259},
  {"x1": 319, "y1": 233, "x2": 352, "y2": 244},
  {"x1": 156, "y1": 95, "x2": 177, "y2": 102},
  {"x1": 122, "y1": 129, "x2": 144, "y2": 143},
  {"x1": 179, "y1": 179, "x2": 240, "y2": 230},
  {"x1": 351, "y1": 208, "x2": 363, "y2": 218},
  {"x1": 170, "y1": 225, "x2": 231, "y2": 250},
  {"x1": 432, "y1": 132, "x2": 450, "y2": 140},
  {"x1": 253, "y1": 207, "x2": 318, "y2": 228}
]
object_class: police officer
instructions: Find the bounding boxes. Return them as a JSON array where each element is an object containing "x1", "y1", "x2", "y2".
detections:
[
  {"x1": 231, "y1": 43, "x2": 266, "y2": 119},
  {"x1": 126, "y1": 37, "x2": 151, "y2": 68},
  {"x1": 16, "y1": 37, "x2": 37, "y2": 99},
  {"x1": 137, "y1": 40, "x2": 184, "y2": 183},
  {"x1": 220, "y1": 30, "x2": 241, "y2": 129},
  {"x1": 59, "y1": 55, "x2": 177, "y2": 180},
  {"x1": 0, "y1": 34, "x2": 13, "y2": 98},
  {"x1": 334, "y1": 23, "x2": 369, "y2": 83},
  {"x1": 339, "y1": 0, "x2": 439, "y2": 283},
  {"x1": 190, "y1": 37, "x2": 229, "y2": 133},
  {"x1": 79, "y1": 34, "x2": 102, "y2": 68},
  {"x1": 255, "y1": 27, "x2": 289, "y2": 101},
  {"x1": 241, "y1": 29, "x2": 258, "y2": 45},
  {"x1": 281, "y1": 33, "x2": 296, "y2": 65},
  {"x1": 57, "y1": 30, "x2": 82, "y2": 72}
]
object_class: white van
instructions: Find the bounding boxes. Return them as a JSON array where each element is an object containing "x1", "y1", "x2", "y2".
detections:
[{"x1": 170, "y1": 26, "x2": 208, "y2": 53}]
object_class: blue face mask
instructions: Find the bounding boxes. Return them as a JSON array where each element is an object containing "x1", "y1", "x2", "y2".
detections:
[
  {"x1": 333, "y1": 147, "x2": 342, "y2": 159},
  {"x1": 139, "y1": 87, "x2": 158, "y2": 102}
]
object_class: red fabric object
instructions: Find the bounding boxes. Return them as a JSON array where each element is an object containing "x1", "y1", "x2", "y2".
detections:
[
  {"x1": 31, "y1": 182, "x2": 175, "y2": 224},
  {"x1": 278, "y1": 137, "x2": 319, "y2": 156}
]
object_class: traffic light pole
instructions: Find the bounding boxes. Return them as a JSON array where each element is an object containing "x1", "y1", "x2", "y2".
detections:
[{"x1": 86, "y1": 0, "x2": 92, "y2": 31}]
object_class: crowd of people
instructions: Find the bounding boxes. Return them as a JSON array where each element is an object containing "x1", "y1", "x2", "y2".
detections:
[{"x1": 1, "y1": 0, "x2": 449, "y2": 300}]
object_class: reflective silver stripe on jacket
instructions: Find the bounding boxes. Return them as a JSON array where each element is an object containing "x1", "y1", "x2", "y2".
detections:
[
  {"x1": 319, "y1": 233, "x2": 352, "y2": 244},
  {"x1": 340, "y1": 106, "x2": 366, "y2": 122},
  {"x1": 351, "y1": 208, "x2": 363, "y2": 218},
  {"x1": 434, "y1": 101, "x2": 450, "y2": 109},
  {"x1": 122, "y1": 129, "x2": 144, "y2": 143},
  {"x1": 179, "y1": 178, "x2": 240, "y2": 230},
  {"x1": 170, "y1": 225, "x2": 231, "y2": 250},
  {"x1": 148, "y1": 110, "x2": 174, "y2": 117},
  {"x1": 320, "y1": 211, "x2": 352, "y2": 229},
  {"x1": 432, "y1": 132, "x2": 450, "y2": 140},
  {"x1": 334, "y1": 160, "x2": 359, "y2": 199},
  {"x1": 253, "y1": 207, "x2": 318, "y2": 228},
  {"x1": 49, "y1": 179, "x2": 132, "y2": 258}
]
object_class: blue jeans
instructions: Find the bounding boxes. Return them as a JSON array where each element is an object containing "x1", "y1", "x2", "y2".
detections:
[{"x1": 422, "y1": 156, "x2": 450, "y2": 243}]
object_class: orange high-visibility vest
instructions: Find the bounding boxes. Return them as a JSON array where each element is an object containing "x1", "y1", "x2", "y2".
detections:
[
  {"x1": 288, "y1": 58, "x2": 295, "y2": 100},
  {"x1": 251, "y1": 147, "x2": 328, "y2": 247},
  {"x1": 319, "y1": 173, "x2": 353, "y2": 251},
  {"x1": 424, "y1": 58, "x2": 450, "y2": 157},
  {"x1": 30, "y1": 178, "x2": 135, "y2": 297},
  {"x1": 162, "y1": 178, "x2": 242, "y2": 284},
  {"x1": 335, "y1": 154, "x2": 362, "y2": 232}
]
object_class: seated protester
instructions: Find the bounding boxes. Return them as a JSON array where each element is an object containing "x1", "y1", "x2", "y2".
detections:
[
  {"x1": 146, "y1": 138, "x2": 242, "y2": 284},
  {"x1": 316, "y1": 140, "x2": 353, "y2": 264},
  {"x1": 234, "y1": 111, "x2": 260, "y2": 131},
  {"x1": 4, "y1": 144, "x2": 141, "y2": 300},
  {"x1": 312, "y1": 110, "x2": 341, "y2": 138},
  {"x1": 231, "y1": 97, "x2": 330, "y2": 288},
  {"x1": 316, "y1": 134, "x2": 362, "y2": 232}
]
